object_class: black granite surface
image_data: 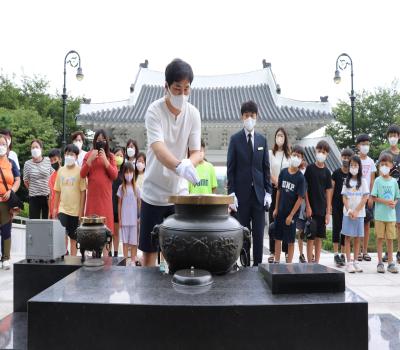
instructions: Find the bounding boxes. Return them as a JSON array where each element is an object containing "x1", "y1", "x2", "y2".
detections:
[
  {"x1": 4, "y1": 312, "x2": 399, "y2": 350},
  {"x1": 259, "y1": 263, "x2": 345, "y2": 294},
  {"x1": 28, "y1": 266, "x2": 368, "y2": 350},
  {"x1": 0, "y1": 312, "x2": 27, "y2": 350},
  {"x1": 14, "y1": 256, "x2": 125, "y2": 312}
]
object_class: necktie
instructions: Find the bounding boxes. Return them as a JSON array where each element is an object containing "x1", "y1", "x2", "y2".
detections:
[{"x1": 248, "y1": 133, "x2": 253, "y2": 159}]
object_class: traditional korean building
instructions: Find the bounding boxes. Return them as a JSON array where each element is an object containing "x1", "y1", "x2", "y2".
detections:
[{"x1": 77, "y1": 61, "x2": 334, "y2": 165}]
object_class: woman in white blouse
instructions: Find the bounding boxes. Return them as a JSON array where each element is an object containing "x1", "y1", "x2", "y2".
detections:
[{"x1": 268, "y1": 127, "x2": 291, "y2": 263}]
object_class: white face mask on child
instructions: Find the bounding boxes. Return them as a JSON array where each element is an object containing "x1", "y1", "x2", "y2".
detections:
[
  {"x1": 125, "y1": 174, "x2": 133, "y2": 182},
  {"x1": 380, "y1": 165, "x2": 390, "y2": 176},
  {"x1": 349, "y1": 167, "x2": 359, "y2": 176}
]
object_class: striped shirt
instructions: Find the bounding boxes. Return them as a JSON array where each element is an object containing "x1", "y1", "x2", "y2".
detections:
[{"x1": 23, "y1": 157, "x2": 54, "y2": 197}]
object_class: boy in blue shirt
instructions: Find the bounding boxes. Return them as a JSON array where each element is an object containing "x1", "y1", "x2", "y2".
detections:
[
  {"x1": 273, "y1": 145, "x2": 306, "y2": 263},
  {"x1": 371, "y1": 153, "x2": 399, "y2": 273}
]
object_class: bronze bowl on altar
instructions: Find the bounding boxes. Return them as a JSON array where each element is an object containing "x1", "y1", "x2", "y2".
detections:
[
  {"x1": 151, "y1": 195, "x2": 250, "y2": 275},
  {"x1": 76, "y1": 215, "x2": 112, "y2": 264}
]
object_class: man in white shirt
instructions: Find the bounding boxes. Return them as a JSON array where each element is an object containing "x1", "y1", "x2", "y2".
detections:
[{"x1": 139, "y1": 59, "x2": 201, "y2": 267}]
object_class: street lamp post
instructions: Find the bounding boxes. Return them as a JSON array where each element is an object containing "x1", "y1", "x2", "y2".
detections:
[
  {"x1": 333, "y1": 53, "x2": 355, "y2": 144},
  {"x1": 62, "y1": 50, "x2": 84, "y2": 149}
]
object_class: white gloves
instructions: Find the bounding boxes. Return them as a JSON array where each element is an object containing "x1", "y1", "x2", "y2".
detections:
[
  {"x1": 264, "y1": 192, "x2": 272, "y2": 207},
  {"x1": 176, "y1": 159, "x2": 200, "y2": 185},
  {"x1": 229, "y1": 192, "x2": 238, "y2": 212}
]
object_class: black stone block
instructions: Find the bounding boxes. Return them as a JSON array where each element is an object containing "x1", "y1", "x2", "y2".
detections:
[
  {"x1": 14, "y1": 256, "x2": 125, "y2": 312},
  {"x1": 259, "y1": 263, "x2": 345, "y2": 294},
  {"x1": 28, "y1": 266, "x2": 367, "y2": 350}
]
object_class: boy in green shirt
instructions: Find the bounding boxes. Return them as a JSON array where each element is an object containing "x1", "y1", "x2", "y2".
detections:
[
  {"x1": 371, "y1": 153, "x2": 399, "y2": 273},
  {"x1": 189, "y1": 140, "x2": 217, "y2": 194}
]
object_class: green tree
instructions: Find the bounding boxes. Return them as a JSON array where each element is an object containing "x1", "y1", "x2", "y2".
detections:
[
  {"x1": 326, "y1": 86, "x2": 400, "y2": 160},
  {"x1": 0, "y1": 108, "x2": 56, "y2": 164},
  {"x1": 0, "y1": 73, "x2": 84, "y2": 147}
]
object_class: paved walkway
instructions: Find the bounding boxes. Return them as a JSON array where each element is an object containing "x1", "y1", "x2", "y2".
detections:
[{"x1": 1, "y1": 238, "x2": 399, "y2": 320}]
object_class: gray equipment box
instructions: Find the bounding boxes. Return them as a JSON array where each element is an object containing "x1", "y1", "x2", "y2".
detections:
[{"x1": 26, "y1": 219, "x2": 66, "y2": 261}]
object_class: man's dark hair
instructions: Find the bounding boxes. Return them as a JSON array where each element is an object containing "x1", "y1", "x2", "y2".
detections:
[
  {"x1": 201, "y1": 139, "x2": 206, "y2": 149},
  {"x1": 316, "y1": 140, "x2": 330, "y2": 153},
  {"x1": 165, "y1": 59, "x2": 194, "y2": 86},
  {"x1": 291, "y1": 144, "x2": 305, "y2": 157},
  {"x1": 356, "y1": 133, "x2": 370, "y2": 144},
  {"x1": 64, "y1": 144, "x2": 79, "y2": 156},
  {"x1": 379, "y1": 152, "x2": 393, "y2": 164},
  {"x1": 240, "y1": 100, "x2": 258, "y2": 115},
  {"x1": 341, "y1": 148, "x2": 354, "y2": 157},
  {"x1": 48, "y1": 148, "x2": 61, "y2": 158},
  {"x1": 71, "y1": 131, "x2": 85, "y2": 142},
  {"x1": 386, "y1": 124, "x2": 400, "y2": 137}
]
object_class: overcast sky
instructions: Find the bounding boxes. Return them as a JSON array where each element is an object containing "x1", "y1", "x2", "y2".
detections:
[{"x1": 1, "y1": 0, "x2": 399, "y2": 107}]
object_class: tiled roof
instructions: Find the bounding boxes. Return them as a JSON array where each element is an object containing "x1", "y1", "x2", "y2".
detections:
[
  {"x1": 77, "y1": 84, "x2": 333, "y2": 125},
  {"x1": 303, "y1": 146, "x2": 341, "y2": 173}
]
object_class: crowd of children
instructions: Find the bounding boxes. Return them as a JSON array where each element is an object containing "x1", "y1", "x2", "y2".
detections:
[{"x1": 273, "y1": 125, "x2": 400, "y2": 274}]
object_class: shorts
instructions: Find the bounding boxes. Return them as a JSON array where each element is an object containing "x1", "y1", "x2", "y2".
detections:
[
  {"x1": 274, "y1": 216, "x2": 296, "y2": 244},
  {"x1": 58, "y1": 212, "x2": 79, "y2": 240},
  {"x1": 396, "y1": 201, "x2": 400, "y2": 223},
  {"x1": 375, "y1": 221, "x2": 396, "y2": 240},
  {"x1": 341, "y1": 216, "x2": 364, "y2": 237},
  {"x1": 307, "y1": 215, "x2": 326, "y2": 240},
  {"x1": 364, "y1": 204, "x2": 374, "y2": 223},
  {"x1": 332, "y1": 208, "x2": 344, "y2": 243},
  {"x1": 139, "y1": 200, "x2": 175, "y2": 253}
]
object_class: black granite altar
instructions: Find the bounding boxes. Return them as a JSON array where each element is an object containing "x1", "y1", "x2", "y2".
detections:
[
  {"x1": 28, "y1": 266, "x2": 368, "y2": 350},
  {"x1": 259, "y1": 263, "x2": 345, "y2": 294},
  {"x1": 5, "y1": 312, "x2": 399, "y2": 350},
  {"x1": 14, "y1": 256, "x2": 125, "y2": 312}
]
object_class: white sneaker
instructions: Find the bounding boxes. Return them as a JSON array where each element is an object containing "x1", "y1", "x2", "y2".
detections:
[
  {"x1": 353, "y1": 261, "x2": 363, "y2": 273},
  {"x1": 346, "y1": 262, "x2": 355, "y2": 273},
  {"x1": 2, "y1": 260, "x2": 10, "y2": 270}
]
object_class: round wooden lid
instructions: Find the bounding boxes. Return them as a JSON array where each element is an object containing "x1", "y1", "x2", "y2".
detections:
[{"x1": 168, "y1": 194, "x2": 234, "y2": 205}]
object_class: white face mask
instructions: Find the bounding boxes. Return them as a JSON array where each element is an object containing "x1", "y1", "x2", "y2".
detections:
[
  {"x1": 6, "y1": 139, "x2": 11, "y2": 147},
  {"x1": 276, "y1": 136, "x2": 284, "y2": 147},
  {"x1": 136, "y1": 162, "x2": 145, "y2": 172},
  {"x1": 168, "y1": 88, "x2": 188, "y2": 111},
  {"x1": 127, "y1": 147, "x2": 136, "y2": 158},
  {"x1": 289, "y1": 155, "x2": 301, "y2": 168},
  {"x1": 349, "y1": 167, "x2": 359, "y2": 176},
  {"x1": 125, "y1": 174, "x2": 133, "y2": 182},
  {"x1": 380, "y1": 165, "x2": 390, "y2": 176},
  {"x1": 359, "y1": 145, "x2": 370, "y2": 155},
  {"x1": 73, "y1": 140, "x2": 83, "y2": 150},
  {"x1": 0, "y1": 145, "x2": 7, "y2": 156},
  {"x1": 316, "y1": 152, "x2": 327, "y2": 163},
  {"x1": 65, "y1": 155, "x2": 76, "y2": 167},
  {"x1": 244, "y1": 118, "x2": 256, "y2": 132},
  {"x1": 389, "y1": 137, "x2": 398, "y2": 146},
  {"x1": 31, "y1": 148, "x2": 42, "y2": 158}
]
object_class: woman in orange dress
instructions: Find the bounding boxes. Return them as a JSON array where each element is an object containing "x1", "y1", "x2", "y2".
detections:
[{"x1": 80, "y1": 130, "x2": 118, "y2": 256}]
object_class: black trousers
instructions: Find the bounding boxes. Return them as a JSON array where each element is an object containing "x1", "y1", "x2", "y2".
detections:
[
  {"x1": 29, "y1": 196, "x2": 49, "y2": 219},
  {"x1": 237, "y1": 188, "x2": 265, "y2": 265},
  {"x1": 268, "y1": 187, "x2": 288, "y2": 254}
]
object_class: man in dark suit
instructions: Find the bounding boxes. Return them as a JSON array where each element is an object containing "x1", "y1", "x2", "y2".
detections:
[{"x1": 227, "y1": 100, "x2": 272, "y2": 266}]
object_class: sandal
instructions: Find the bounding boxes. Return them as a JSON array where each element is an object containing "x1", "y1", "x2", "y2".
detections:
[
  {"x1": 268, "y1": 255, "x2": 274, "y2": 263},
  {"x1": 357, "y1": 254, "x2": 363, "y2": 262},
  {"x1": 363, "y1": 253, "x2": 371, "y2": 261}
]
